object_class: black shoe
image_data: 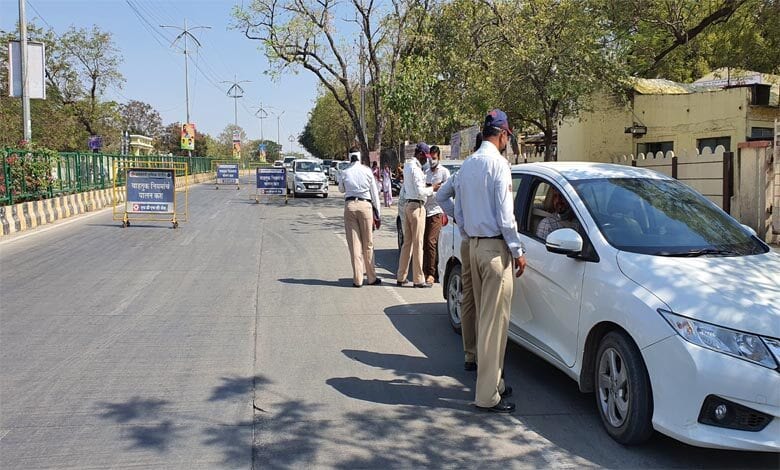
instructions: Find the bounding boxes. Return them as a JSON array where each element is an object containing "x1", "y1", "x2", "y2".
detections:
[
  {"x1": 370, "y1": 279, "x2": 382, "y2": 286},
  {"x1": 477, "y1": 399, "x2": 515, "y2": 413},
  {"x1": 414, "y1": 282, "x2": 433, "y2": 288},
  {"x1": 500, "y1": 386, "x2": 513, "y2": 398},
  {"x1": 352, "y1": 283, "x2": 362, "y2": 288},
  {"x1": 464, "y1": 361, "x2": 477, "y2": 371}
]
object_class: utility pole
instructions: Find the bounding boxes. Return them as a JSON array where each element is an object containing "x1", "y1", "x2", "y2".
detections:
[
  {"x1": 19, "y1": 0, "x2": 31, "y2": 142},
  {"x1": 221, "y1": 75, "x2": 251, "y2": 128},
  {"x1": 276, "y1": 111, "x2": 285, "y2": 152},
  {"x1": 359, "y1": 31, "x2": 367, "y2": 152},
  {"x1": 161, "y1": 19, "x2": 210, "y2": 157},
  {"x1": 252, "y1": 102, "x2": 268, "y2": 141}
]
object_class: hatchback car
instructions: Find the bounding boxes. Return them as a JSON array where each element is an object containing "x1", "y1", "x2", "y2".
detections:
[
  {"x1": 286, "y1": 159, "x2": 329, "y2": 198},
  {"x1": 438, "y1": 162, "x2": 779, "y2": 451}
]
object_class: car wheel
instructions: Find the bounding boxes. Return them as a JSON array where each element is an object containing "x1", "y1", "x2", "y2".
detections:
[
  {"x1": 396, "y1": 216, "x2": 403, "y2": 250},
  {"x1": 322, "y1": 193, "x2": 328, "y2": 198},
  {"x1": 594, "y1": 331, "x2": 654, "y2": 445},
  {"x1": 446, "y1": 264, "x2": 463, "y2": 334}
]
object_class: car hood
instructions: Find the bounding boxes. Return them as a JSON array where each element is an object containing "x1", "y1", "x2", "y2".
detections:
[
  {"x1": 617, "y1": 250, "x2": 780, "y2": 337},
  {"x1": 295, "y1": 171, "x2": 325, "y2": 181}
]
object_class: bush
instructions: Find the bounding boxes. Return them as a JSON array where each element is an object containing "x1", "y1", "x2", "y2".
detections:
[{"x1": 1, "y1": 145, "x2": 59, "y2": 204}]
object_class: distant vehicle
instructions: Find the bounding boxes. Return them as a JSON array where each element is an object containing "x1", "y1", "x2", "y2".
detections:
[
  {"x1": 328, "y1": 160, "x2": 340, "y2": 182},
  {"x1": 334, "y1": 161, "x2": 350, "y2": 186},
  {"x1": 438, "y1": 162, "x2": 779, "y2": 451},
  {"x1": 397, "y1": 160, "x2": 463, "y2": 250},
  {"x1": 322, "y1": 159, "x2": 333, "y2": 176},
  {"x1": 283, "y1": 156, "x2": 296, "y2": 169},
  {"x1": 286, "y1": 159, "x2": 329, "y2": 198},
  {"x1": 272, "y1": 160, "x2": 284, "y2": 168}
]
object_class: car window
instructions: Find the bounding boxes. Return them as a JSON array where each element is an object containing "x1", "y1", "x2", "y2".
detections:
[
  {"x1": 296, "y1": 161, "x2": 322, "y2": 172},
  {"x1": 524, "y1": 179, "x2": 582, "y2": 241},
  {"x1": 571, "y1": 177, "x2": 767, "y2": 255}
]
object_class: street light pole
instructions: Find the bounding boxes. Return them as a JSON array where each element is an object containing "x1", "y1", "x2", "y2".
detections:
[
  {"x1": 221, "y1": 75, "x2": 251, "y2": 128},
  {"x1": 161, "y1": 20, "x2": 210, "y2": 157},
  {"x1": 276, "y1": 110, "x2": 285, "y2": 152},
  {"x1": 18, "y1": 0, "x2": 31, "y2": 142}
]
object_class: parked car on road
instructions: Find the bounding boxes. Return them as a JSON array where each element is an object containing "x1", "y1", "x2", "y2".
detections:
[
  {"x1": 438, "y1": 162, "x2": 779, "y2": 451},
  {"x1": 286, "y1": 159, "x2": 329, "y2": 198},
  {"x1": 333, "y1": 161, "x2": 350, "y2": 186},
  {"x1": 283, "y1": 156, "x2": 296, "y2": 169},
  {"x1": 272, "y1": 160, "x2": 284, "y2": 168},
  {"x1": 328, "y1": 160, "x2": 341, "y2": 182}
]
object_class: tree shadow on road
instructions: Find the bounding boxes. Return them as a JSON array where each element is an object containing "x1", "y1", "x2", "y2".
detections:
[{"x1": 209, "y1": 375, "x2": 271, "y2": 402}]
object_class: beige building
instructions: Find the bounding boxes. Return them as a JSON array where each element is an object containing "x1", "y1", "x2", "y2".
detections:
[
  {"x1": 558, "y1": 69, "x2": 780, "y2": 162},
  {"x1": 129, "y1": 134, "x2": 154, "y2": 156}
]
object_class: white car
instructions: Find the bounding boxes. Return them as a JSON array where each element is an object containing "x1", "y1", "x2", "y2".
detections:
[
  {"x1": 333, "y1": 161, "x2": 350, "y2": 186},
  {"x1": 438, "y1": 162, "x2": 779, "y2": 451},
  {"x1": 286, "y1": 159, "x2": 329, "y2": 198}
]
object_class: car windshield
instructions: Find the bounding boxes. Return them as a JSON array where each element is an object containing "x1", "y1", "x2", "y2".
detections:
[
  {"x1": 331, "y1": 161, "x2": 339, "y2": 167},
  {"x1": 442, "y1": 163, "x2": 461, "y2": 175},
  {"x1": 337, "y1": 162, "x2": 349, "y2": 170},
  {"x1": 571, "y1": 177, "x2": 767, "y2": 256},
  {"x1": 295, "y1": 161, "x2": 322, "y2": 172}
]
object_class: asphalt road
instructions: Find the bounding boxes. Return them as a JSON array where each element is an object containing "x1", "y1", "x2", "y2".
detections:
[{"x1": 1, "y1": 178, "x2": 778, "y2": 469}]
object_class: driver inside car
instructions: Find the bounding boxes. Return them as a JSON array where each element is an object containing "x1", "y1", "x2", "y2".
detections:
[{"x1": 536, "y1": 188, "x2": 580, "y2": 240}]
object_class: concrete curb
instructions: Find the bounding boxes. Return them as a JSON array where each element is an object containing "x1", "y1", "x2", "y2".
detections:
[{"x1": 0, "y1": 172, "x2": 214, "y2": 237}]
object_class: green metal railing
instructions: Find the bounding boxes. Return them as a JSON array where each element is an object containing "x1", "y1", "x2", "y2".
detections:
[{"x1": 1, "y1": 149, "x2": 218, "y2": 206}]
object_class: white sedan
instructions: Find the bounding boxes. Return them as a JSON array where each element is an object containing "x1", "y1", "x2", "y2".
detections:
[{"x1": 438, "y1": 162, "x2": 779, "y2": 451}]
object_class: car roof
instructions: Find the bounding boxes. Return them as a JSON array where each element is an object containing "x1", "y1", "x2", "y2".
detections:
[{"x1": 510, "y1": 162, "x2": 673, "y2": 181}]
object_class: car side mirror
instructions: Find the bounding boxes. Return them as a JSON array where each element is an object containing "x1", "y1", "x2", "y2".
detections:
[{"x1": 545, "y1": 228, "x2": 583, "y2": 256}]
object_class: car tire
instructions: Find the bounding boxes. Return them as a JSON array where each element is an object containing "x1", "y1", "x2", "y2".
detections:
[
  {"x1": 322, "y1": 193, "x2": 328, "y2": 198},
  {"x1": 594, "y1": 331, "x2": 654, "y2": 445},
  {"x1": 396, "y1": 216, "x2": 404, "y2": 250},
  {"x1": 446, "y1": 264, "x2": 463, "y2": 334}
]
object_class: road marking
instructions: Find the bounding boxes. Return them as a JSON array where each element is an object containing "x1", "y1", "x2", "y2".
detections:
[{"x1": 317, "y1": 212, "x2": 326, "y2": 219}]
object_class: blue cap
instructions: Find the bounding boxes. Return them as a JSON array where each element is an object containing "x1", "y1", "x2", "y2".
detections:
[
  {"x1": 415, "y1": 142, "x2": 430, "y2": 156},
  {"x1": 484, "y1": 109, "x2": 513, "y2": 135}
]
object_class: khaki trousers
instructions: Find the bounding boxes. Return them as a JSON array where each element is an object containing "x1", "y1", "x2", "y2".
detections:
[
  {"x1": 397, "y1": 201, "x2": 426, "y2": 284},
  {"x1": 423, "y1": 213, "x2": 443, "y2": 281},
  {"x1": 460, "y1": 238, "x2": 477, "y2": 363},
  {"x1": 469, "y1": 238, "x2": 512, "y2": 408},
  {"x1": 344, "y1": 200, "x2": 377, "y2": 286}
]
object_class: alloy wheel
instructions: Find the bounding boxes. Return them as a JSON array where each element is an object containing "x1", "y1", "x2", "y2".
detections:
[{"x1": 597, "y1": 347, "x2": 630, "y2": 428}]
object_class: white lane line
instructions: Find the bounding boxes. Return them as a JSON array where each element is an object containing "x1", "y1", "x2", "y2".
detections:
[
  {"x1": 317, "y1": 212, "x2": 326, "y2": 219},
  {"x1": 0, "y1": 206, "x2": 111, "y2": 246}
]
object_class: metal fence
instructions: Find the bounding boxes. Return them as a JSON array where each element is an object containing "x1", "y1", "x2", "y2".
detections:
[{"x1": 1, "y1": 149, "x2": 217, "y2": 206}]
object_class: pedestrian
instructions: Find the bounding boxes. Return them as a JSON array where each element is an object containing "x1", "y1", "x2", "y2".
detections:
[
  {"x1": 455, "y1": 109, "x2": 527, "y2": 413},
  {"x1": 397, "y1": 142, "x2": 434, "y2": 288},
  {"x1": 382, "y1": 163, "x2": 394, "y2": 207},
  {"x1": 422, "y1": 146, "x2": 450, "y2": 284},
  {"x1": 371, "y1": 161, "x2": 381, "y2": 184},
  {"x1": 338, "y1": 153, "x2": 382, "y2": 288},
  {"x1": 435, "y1": 134, "x2": 483, "y2": 371}
]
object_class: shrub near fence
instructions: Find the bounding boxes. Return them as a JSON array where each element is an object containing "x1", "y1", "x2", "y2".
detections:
[{"x1": 1, "y1": 148, "x2": 217, "y2": 206}]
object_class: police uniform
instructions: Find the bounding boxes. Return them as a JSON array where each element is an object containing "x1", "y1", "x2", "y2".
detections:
[
  {"x1": 397, "y1": 146, "x2": 434, "y2": 286},
  {"x1": 339, "y1": 159, "x2": 381, "y2": 287}
]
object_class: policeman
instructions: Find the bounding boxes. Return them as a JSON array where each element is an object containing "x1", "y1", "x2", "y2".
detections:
[
  {"x1": 339, "y1": 154, "x2": 382, "y2": 288},
  {"x1": 397, "y1": 143, "x2": 435, "y2": 288},
  {"x1": 455, "y1": 109, "x2": 527, "y2": 413},
  {"x1": 422, "y1": 146, "x2": 450, "y2": 285}
]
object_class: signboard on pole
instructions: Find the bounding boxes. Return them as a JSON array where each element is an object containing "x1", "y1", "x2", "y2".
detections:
[
  {"x1": 256, "y1": 167, "x2": 285, "y2": 195},
  {"x1": 180, "y1": 123, "x2": 196, "y2": 150},
  {"x1": 126, "y1": 168, "x2": 175, "y2": 214},
  {"x1": 216, "y1": 163, "x2": 240, "y2": 185},
  {"x1": 232, "y1": 142, "x2": 241, "y2": 158},
  {"x1": 7, "y1": 41, "x2": 46, "y2": 99}
]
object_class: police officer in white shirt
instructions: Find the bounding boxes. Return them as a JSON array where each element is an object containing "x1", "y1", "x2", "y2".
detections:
[
  {"x1": 397, "y1": 142, "x2": 434, "y2": 287},
  {"x1": 422, "y1": 146, "x2": 450, "y2": 285},
  {"x1": 339, "y1": 154, "x2": 382, "y2": 288},
  {"x1": 455, "y1": 109, "x2": 527, "y2": 413}
]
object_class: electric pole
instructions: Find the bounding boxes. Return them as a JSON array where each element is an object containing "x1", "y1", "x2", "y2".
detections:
[
  {"x1": 161, "y1": 19, "x2": 210, "y2": 156},
  {"x1": 252, "y1": 102, "x2": 268, "y2": 141},
  {"x1": 221, "y1": 75, "x2": 251, "y2": 128},
  {"x1": 19, "y1": 0, "x2": 31, "y2": 142},
  {"x1": 276, "y1": 111, "x2": 285, "y2": 152},
  {"x1": 359, "y1": 31, "x2": 367, "y2": 153}
]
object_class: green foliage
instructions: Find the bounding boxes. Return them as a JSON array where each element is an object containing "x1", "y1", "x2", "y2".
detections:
[
  {"x1": 299, "y1": 88, "x2": 356, "y2": 160},
  {"x1": 1, "y1": 144, "x2": 59, "y2": 202}
]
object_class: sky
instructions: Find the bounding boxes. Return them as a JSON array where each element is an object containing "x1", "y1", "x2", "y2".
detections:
[{"x1": 1, "y1": 0, "x2": 321, "y2": 153}]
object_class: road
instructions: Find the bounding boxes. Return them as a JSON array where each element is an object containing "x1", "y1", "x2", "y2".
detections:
[{"x1": 1, "y1": 177, "x2": 778, "y2": 468}]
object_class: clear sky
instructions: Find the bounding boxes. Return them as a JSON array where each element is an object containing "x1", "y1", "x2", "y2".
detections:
[{"x1": 1, "y1": 0, "x2": 320, "y2": 153}]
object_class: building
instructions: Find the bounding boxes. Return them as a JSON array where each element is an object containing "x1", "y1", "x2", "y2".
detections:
[
  {"x1": 558, "y1": 69, "x2": 780, "y2": 162},
  {"x1": 129, "y1": 134, "x2": 154, "y2": 156}
]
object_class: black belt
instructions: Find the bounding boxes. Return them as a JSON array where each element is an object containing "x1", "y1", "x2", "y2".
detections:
[
  {"x1": 474, "y1": 235, "x2": 503, "y2": 240},
  {"x1": 345, "y1": 197, "x2": 370, "y2": 202},
  {"x1": 407, "y1": 199, "x2": 424, "y2": 204}
]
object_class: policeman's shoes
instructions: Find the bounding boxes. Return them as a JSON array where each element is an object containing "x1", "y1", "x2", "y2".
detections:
[
  {"x1": 414, "y1": 282, "x2": 433, "y2": 288},
  {"x1": 477, "y1": 398, "x2": 516, "y2": 414}
]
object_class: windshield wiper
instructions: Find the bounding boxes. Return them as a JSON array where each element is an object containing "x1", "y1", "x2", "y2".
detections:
[{"x1": 655, "y1": 248, "x2": 740, "y2": 257}]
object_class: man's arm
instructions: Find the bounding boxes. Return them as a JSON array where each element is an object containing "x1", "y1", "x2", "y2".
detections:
[
  {"x1": 436, "y1": 175, "x2": 456, "y2": 218},
  {"x1": 338, "y1": 168, "x2": 346, "y2": 193},
  {"x1": 413, "y1": 165, "x2": 433, "y2": 199},
  {"x1": 368, "y1": 170, "x2": 380, "y2": 217}
]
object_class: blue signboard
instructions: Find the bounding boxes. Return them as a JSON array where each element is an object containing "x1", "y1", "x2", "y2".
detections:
[
  {"x1": 256, "y1": 167, "x2": 286, "y2": 195},
  {"x1": 126, "y1": 168, "x2": 175, "y2": 214},
  {"x1": 216, "y1": 163, "x2": 240, "y2": 184}
]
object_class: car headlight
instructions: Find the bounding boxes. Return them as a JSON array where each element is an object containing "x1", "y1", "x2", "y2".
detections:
[{"x1": 659, "y1": 310, "x2": 778, "y2": 369}]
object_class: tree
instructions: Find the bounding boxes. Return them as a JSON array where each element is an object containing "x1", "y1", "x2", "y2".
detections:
[
  {"x1": 233, "y1": 0, "x2": 432, "y2": 158},
  {"x1": 119, "y1": 100, "x2": 164, "y2": 139},
  {"x1": 299, "y1": 88, "x2": 356, "y2": 160}
]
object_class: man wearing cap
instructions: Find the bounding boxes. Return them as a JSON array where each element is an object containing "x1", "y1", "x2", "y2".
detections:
[
  {"x1": 397, "y1": 142, "x2": 436, "y2": 288},
  {"x1": 339, "y1": 153, "x2": 382, "y2": 288},
  {"x1": 455, "y1": 109, "x2": 527, "y2": 413}
]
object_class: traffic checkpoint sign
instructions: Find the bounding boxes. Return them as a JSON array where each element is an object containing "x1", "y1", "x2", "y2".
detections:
[
  {"x1": 126, "y1": 168, "x2": 175, "y2": 214},
  {"x1": 216, "y1": 163, "x2": 240, "y2": 185},
  {"x1": 255, "y1": 167, "x2": 287, "y2": 204}
]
